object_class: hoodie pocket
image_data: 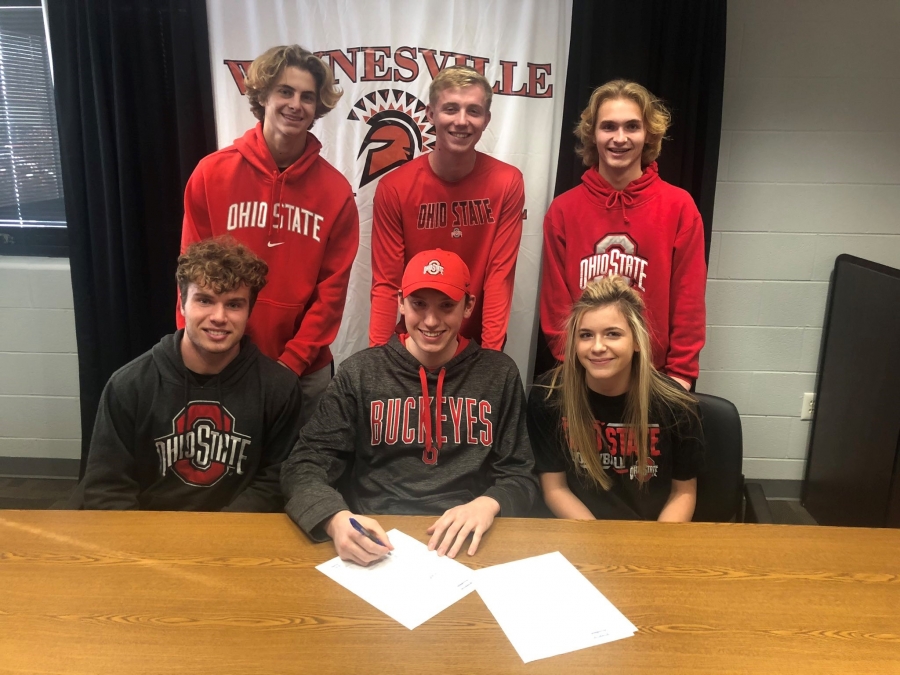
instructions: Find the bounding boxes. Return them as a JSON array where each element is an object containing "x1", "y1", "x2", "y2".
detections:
[
  {"x1": 246, "y1": 299, "x2": 305, "y2": 361},
  {"x1": 414, "y1": 489, "x2": 477, "y2": 510}
]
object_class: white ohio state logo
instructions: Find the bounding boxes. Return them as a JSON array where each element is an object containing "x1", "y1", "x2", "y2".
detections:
[
  {"x1": 423, "y1": 260, "x2": 444, "y2": 275},
  {"x1": 578, "y1": 233, "x2": 649, "y2": 291}
]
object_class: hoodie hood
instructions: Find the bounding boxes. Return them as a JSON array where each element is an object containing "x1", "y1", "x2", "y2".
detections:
[
  {"x1": 152, "y1": 330, "x2": 261, "y2": 390},
  {"x1": 233, "y1": 122, "x2": 323, "y2": 178},
  {"x1": 383, "y1": 333, "x2": 481, "y2": 375},
  {"x1": 581, "y1": 162, "x2": 661, "y2": 225}
]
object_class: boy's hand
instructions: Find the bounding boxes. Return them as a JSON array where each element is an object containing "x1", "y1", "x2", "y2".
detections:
[
  {"x1": 324, "y1": 510, "x2": 393, "y2": 566},
  {"x1": 426, "y1": 496, "x2": 501, "y2": 559}
]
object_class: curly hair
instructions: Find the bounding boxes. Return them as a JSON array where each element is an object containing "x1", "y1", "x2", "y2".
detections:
[
  {"x1": 176, "y1": 237, "x2": 268, "y2": 310},
  {"x1": 429, "y1": 65, "x2": 493, "y2": 111},
  {"x1": 575, "y1": 80, "x2": 671, "y2": 168},
  {"x1": 245, "y1": 45, "x2": 342, "y2": 123}
]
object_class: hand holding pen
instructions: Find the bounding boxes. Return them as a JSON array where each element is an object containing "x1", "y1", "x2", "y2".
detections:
[
  {"x1": 349, "y1": 518, "x2": 392, "y2": 556},
  {"x1": 325, "y1": 510, "x2": 394, "y2": 566}
]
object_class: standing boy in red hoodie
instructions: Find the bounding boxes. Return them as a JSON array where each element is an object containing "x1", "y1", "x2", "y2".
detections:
[
  {"x1": 540, "y1": 80, "x2": 706, "y2": 389},
  {"x1": 180, "y1": 45, "x2": 359, "y2": 423}
]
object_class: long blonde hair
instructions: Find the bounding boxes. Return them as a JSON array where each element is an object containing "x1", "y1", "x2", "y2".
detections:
[{"x1": 546, "y1": 276, "x2": 697, "y2": 490}]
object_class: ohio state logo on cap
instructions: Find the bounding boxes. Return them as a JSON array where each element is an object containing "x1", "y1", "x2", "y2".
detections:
[
  {"x1": 424, "y1": 260, "x2": 444, "y2": 275},
  {"x1": 401, "y1": 248, "x2": 471, "y2": 302}
]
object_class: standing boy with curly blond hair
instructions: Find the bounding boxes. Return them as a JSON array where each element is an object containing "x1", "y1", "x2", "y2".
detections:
[
  {"x1": 83, "y1": 238, "x2": 303, "y2": 511},
  {"x1": 539, "y1": 80, "x2": 706, "y2": 390},
  {"x1": 179, "y1": 45, "x2": 359, "y2": 425}
]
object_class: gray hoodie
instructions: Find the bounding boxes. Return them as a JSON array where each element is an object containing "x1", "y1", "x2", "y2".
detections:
[{"x1": 281, "y1": 335, "x2": 538, "y2": 540}]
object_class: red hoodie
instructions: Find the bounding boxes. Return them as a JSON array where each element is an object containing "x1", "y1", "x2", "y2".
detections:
[
  {"x1": 179, "y1": 124, "x2": 359, "y2": 377},
  {"x1": 540, "y1": 163, "x2": 706, "y2": 382}
]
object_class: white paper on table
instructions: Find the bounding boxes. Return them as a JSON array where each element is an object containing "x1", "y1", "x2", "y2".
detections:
[
  {"x1": 316, "y1": 529, "x2": 476, "y2": 630},
  {"x1": 474, "y1": 551, "x2": 636, "y2": 663}
]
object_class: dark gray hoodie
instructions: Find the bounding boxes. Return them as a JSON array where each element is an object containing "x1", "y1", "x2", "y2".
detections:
[
  {"x1": 281, "y1": 335, "x2": 538, "y2": 540},
  {"x1": 82, "y1": 331, "x2": 302, "y2": 512}
]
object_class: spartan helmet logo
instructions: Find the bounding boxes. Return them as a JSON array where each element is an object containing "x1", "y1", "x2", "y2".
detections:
[{"x1": 348, "y1": 89, "x2": 436, "y2": 188}]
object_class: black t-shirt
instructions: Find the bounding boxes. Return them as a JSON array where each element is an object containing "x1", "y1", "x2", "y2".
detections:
[{"x1": 527, "y1": 376, "x2": 704, "y2": 520}]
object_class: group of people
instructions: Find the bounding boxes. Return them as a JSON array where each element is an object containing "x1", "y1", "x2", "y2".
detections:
[{"x1": 78, "y1": 45, "x2": 707, "y2": 566}]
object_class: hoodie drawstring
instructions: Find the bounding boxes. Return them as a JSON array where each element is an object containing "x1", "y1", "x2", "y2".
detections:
[
  {"x1": 605, "y1": 190, "x2": 634, "y2": 224},
  {"x1": 418, "y1": 365, "x2": 446, "y2": 465}
]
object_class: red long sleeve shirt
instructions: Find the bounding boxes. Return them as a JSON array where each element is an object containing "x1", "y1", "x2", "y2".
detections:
[{"x1": 369, "y1": 153, "x2": 525, "y2": 350}]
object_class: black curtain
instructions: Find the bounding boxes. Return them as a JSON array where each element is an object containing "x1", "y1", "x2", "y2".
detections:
[
  {"x1": 535, "y1": 0, "x2": 726, "y2": 375},
  {"x1": 47, "y1": 0, "x2": 217, "y2": 477},
  {"x1": 557, "y1": 0, "x2": 726, "y2": 248}
]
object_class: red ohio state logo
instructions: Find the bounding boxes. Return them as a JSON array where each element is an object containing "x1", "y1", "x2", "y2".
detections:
[{"x1": 155, "y1": 402, "x2": 251, "y2": 487}]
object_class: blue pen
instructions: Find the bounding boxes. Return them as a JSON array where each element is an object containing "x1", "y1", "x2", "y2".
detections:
[{"x1": 349, "y1": 517, "x2": 391, "y2": 555}]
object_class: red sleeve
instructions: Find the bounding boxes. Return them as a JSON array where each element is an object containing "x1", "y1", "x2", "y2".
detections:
[
  {"x1": 369, "y1": 179, "x2": 404, "y2": 346},
  {"x1": 278, "y1": 195, "x2": 360, "y2": 376},
  {"x1": 479, "y1": 171, "x2": 525, "y2": 351},
  {"x1": 176, "y1": 166, "x2": 214, "y2": 329},
  {"x1": 665, "y1": 211, "x2": 707, "y2": 382},
  {"x1": 539, "y1": 204, "x2": 570, "y2": 361}
]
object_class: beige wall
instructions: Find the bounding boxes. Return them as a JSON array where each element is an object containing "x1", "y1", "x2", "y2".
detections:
[
  {"x1": 0, "y1": 257, "x2": 81, "y2": 465},
  {"x1": 699, "y1": 0, "x2": 900, "y2": 479}
]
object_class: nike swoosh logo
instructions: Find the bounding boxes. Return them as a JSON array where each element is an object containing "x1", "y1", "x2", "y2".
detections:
[{"x1": 267, "y1": 242, "x2": 285, "y2": 247}]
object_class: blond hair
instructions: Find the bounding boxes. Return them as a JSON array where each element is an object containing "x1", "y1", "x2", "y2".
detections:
[
  {"x1": 177, "y1": 237, "x2": 268, "y2": 309},
  {"x1": 429, "y1": 65, "x2": 493, "y2": 111},
  {"x1": 545, "y1": 276, "x2": 697, "y2": 490},
  {"x1": 575, "y1": 79, "x2": 671, "y2": 168},
  {"x1": 245, "y1": 45, "x2": 342, "y2": 123}
]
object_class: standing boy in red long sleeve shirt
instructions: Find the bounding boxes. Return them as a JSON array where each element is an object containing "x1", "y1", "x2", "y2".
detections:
[
  {"x1": 540, "y1": 80, "x2": 706, "y2": 389},
  {"x1": 369, "y1": 65, "x2": 525, "y2": 352},
  {"x1": 179, "y1": 45, "x2": 359, "y2": 424}
]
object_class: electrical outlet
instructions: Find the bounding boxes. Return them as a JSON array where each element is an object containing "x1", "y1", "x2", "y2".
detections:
[{"x1": 801, "y1": 393, "x2": 815, "y2": 421}]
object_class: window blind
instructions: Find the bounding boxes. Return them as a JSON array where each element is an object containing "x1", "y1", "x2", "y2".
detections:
[{"x1": 0, "y1": 5, "x2": 64, "y2": 228}]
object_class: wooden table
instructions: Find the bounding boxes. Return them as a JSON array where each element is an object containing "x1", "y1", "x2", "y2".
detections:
[{"x1": 1, "y1": 511, "x2": 898, "y2": 674}]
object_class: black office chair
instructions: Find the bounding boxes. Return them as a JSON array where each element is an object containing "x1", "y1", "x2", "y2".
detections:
[{"x1": 693, "y1": 392, "x2": 772, "y2": 523}]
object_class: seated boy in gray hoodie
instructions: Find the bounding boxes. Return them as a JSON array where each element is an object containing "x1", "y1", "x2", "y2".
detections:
[
  {"x1": 281, "y1": 249, "x2": 537, "y2": 565},
  {"x1": 81, "y1": 238, "x2": 302, "y2": 511}
]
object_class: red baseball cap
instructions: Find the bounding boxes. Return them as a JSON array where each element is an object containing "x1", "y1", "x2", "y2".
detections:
[{"x1": 401, "y1": 249, "x2": 471, "y2": 301}]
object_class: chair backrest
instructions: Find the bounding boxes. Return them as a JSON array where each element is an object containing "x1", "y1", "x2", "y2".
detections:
[{"x1": 692, "y1": 393, "x2": 744, "y2": 522}]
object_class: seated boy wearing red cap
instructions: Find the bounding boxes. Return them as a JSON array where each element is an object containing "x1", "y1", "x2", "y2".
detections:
[{"x1": 281, "y1": 249, "x2": 537, "y2": 565}]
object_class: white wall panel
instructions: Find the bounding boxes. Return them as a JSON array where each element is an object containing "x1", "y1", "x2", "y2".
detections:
[
  {"x1": 715, "y1": 233, "x2": 816, "y2": 281},
  {"x1": 713, "y1": 184, "x2": 900, "y2": 235},
  {"x1": 702, "y1": 327, "x2": 805, "y2": 371},
  {"x1": 0, "y1": 353, "x2": 80, "y2": 396},
  {"x1": 0, "y1": 395, "x2": 81, "y2": 440},
  {"x1": 0, "y1": 259, "x2": 81, "y2": 464},
  {"x1": 728, "y1": 132, "x2": 900, "y2": 185}
]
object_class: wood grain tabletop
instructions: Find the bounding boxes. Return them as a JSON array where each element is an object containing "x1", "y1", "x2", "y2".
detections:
[{"x1": 1, "y1": 511, "x2": 898, "y2": 674}]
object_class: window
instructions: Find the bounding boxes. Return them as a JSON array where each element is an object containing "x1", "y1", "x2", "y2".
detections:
[{"x1": 0, "y1": 0, "x2": 66, "y2": 256}]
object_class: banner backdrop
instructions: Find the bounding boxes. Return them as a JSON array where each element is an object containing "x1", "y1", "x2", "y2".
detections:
[{"x1": 206, "y1": 0, "x2": 572, "y2": 381}]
